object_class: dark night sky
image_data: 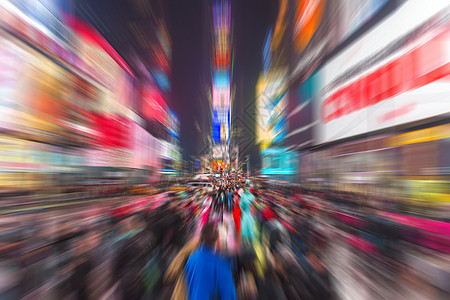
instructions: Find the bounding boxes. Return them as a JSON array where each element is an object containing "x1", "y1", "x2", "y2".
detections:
[
  {"x1": 231, "y1": 0, "x2": 278, "y2": 169},
  {"x1": 77, "y1": 0, "x2": 278, "y2": 166},
  {"x1": 166, "y1": 0, "x2": 210, "y2": 162}
]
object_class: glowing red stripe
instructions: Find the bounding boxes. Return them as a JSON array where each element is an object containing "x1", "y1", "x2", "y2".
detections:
[
  {"x1": 65, "y1": 14, "x2": 134, "y2": 77},
  {"x1": 322, "y1": 31, "x2": 450, "y2": 123}
]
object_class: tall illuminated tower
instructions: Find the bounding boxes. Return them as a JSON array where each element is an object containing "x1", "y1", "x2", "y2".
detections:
[{"x1": 212, "y1": 0, "x2": 232, "y2": 146}]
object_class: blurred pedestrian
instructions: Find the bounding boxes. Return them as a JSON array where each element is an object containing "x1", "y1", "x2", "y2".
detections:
[
  {"x1": 240, "y1": 188, "x2": 256, "y2": 242},
  {"x1": 114, "y1": 214, "x2": 154, "y2": 300},
  {"x1": 233, "y1": 194, "x2": 242, "y2": 238},
  {"x1": 227, "y1": 188, "x2": 234, "y2": 212},
  {"x1": 69, "y1": 232, "x2": 94, "y2": 300},
  {"x1": 164, "y1": 236, "x2": 200, "y2": 300},
  {"x1": 184, "y1": 222, "x2": 237, "y2": 300},
  {"x1": 306, "y1": 251, "x2": 332, "y2": 300}
]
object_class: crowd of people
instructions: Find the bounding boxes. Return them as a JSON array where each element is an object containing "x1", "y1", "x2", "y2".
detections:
[{"x1": 0, "y1": 178, "x2": 448, "y2": 299}]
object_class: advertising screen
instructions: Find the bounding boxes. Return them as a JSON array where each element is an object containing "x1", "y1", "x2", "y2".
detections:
[
  {"x1": 117, "y1": 74, "x2": 133, "y2": 112},
  {"x1": 286, "y1": 72, "x2": 318, "y2": 148},
  {"x1": 262, "y1": 27, "x2": 272, "y2": 78},
  {"x1": 213, "y1": 110, "x2": 221, "y2": 143},
  {"x1": 213, "y1": 87, "x2": 230, "y2": 109},
  {"x1": 314, "y1": 2, "x2": 450, "y2": 145},
  {"x1": 256, "y1": 71, "x2": 288, "y2": 146},
  {"x1": 291, "y1": 0, "x2": 389, "y2": 82},
  {"x1": 166, "y1": 108, "x2": 179, "y2": 139},
  {"x1": 212, "y1": 109, "x2": 230, "y2": 143},
  {"x1": 213, "y1": 144, "x2": 228, "y2": 159},
  {"x1": 159, "y1": 140, "x2": 178, "y2": 161},
  {"x1": 260, "y1": 147, "x2": 298, "y2": 175},
  {"x1": 142, "y1": 85, "x2": 167, "y2": 124},
  {"x1": 214, "y1": 70, "x2": 230, "y2": 88},
  {"x1": 152, "y1": 69, "x2": 170, "y2": 92},
  {"x1": 131, "y1": 122, "x2": 142, "y2": 168},
  {"x1": 93, "y1": 114, "x2": 130, "y2": 149},
  {"x1": 0, "y1": 36, "x2": 23, "y2": 131}
]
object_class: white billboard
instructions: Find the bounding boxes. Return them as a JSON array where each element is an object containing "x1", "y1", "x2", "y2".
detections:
[{"x1": 314, "y1": 1, "x2": 450, "y2": 145}]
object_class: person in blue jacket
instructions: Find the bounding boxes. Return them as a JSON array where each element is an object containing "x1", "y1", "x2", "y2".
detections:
[{"x1": 184, "y1": 222, "x2": 237, "y2": 300}]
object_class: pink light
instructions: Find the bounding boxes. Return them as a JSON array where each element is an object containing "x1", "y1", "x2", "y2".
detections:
[{"x1": 65, "y1": 14, "x2": 135, "y2": 77}]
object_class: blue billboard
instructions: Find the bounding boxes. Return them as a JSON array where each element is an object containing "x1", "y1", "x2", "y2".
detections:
[
  {"x1": 260, "y1": 147, "x2": 298, "y2": 175},
  {"x1": 213, "y1": 70, "x2": 230, "y2": 88},
  {"x1": 167, "y1": 108, "x2": 179, "y2": 139},
  {"x1": 213, "y1": 110, "x2": 221, "y2": 142},
  {"x1": 212, "y1": 109, "x2": 230, "y2": 143}
]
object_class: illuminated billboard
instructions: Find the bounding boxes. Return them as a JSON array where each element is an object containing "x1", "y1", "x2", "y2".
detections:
[
  {"x1": 213, "y1": 110, "x2": 220, "y2": 142},
  {"x1": 293, "y1": 0, "x2": 327, "y2": 53},
  {"x1": 0, "y1": 35, "x2": 23, "y2": 131},
  {"x1": 314, "y1": 2, "x2": 450, "y2": 144},
  {"x1": 152, "y1": 69, "x2": 170, "y2": 92},
  {"x1": 291, "y1": 0, "x2": 389, "y2": 82},
  {"x1": 286, "y1": 72, "x2": 319, "y2": 148},
  {"x1": 212, "y1": 0, "x2": 232, "y2": 144},
  {"x1": 212, "y1": 0, "x2": 231, "y2": 70},
  {"x1": 166, "y1": 108, "x2": 179, "y2": 139},
  {"x1": 262, "y1": 27, "x2": 272, "y2": 78},
  {"x1": 213, "y1": 87, "x2": 230, "y2": 109},
  {"x1": 142, "y1": 85, "x2": 167, "y2": 125},
  {"x1": 213, "y1": 109, "x2": 230, "y2": 143},
  {"x1": 256, "y1": 70, "x2": 288, "y2": 146},
  {"x1": 214, "y1": 70, "x2": 230, "y2": 88},
  {"x1": 261, "y1": 147, "x2": 298, "y2": 175}
]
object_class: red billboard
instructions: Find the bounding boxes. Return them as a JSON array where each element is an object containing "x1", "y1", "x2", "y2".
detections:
[
  {"x1": 142, "y1": 85, "x2": 167, "y2": 125},
  {"x1": 93, "y1": 114, "x2": 130, "y2": 148}
]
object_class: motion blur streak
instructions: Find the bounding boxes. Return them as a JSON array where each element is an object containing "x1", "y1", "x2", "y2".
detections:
[{"x1": 0, "y1": 0, "x2": 449, "y2": 300}]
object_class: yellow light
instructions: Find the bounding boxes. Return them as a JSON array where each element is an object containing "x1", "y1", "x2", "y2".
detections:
[{"x1": 387, "y1": 124, "x2": 450, "y2": 147}]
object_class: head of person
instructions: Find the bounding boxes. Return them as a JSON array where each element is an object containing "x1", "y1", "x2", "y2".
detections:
[
  {"x1": 126, "y1": 213, "x2": 146, "y2": 232},
  {"x1": 200, "y1": 222, "x2": 219, "y2": 247},
  {"x1": 307, "y1": 249, "x2": 326, "y2": 273}
]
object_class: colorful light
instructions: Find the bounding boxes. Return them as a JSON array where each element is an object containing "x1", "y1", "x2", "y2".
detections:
[{"x1": 212, "y1": 0, "x2": 232, "y2": 144}]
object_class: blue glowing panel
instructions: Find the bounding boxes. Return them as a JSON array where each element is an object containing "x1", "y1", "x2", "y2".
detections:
[
  {"x1": 299, "y1": 72, "x2": 320, "y2": 103},
  {"x1": 214, "y1": 71, "x2": 230, "y2": 88},
  {"x1": 213, "y1": 110, "x2": 221, "y2": 142},
  {"x1": 212, "y1": 109, "x2": 230, "y2": 143},
  {"x1": 153, "y1": 70, "x2": 170, "y2": 91},
  {"x1": 260, "y1": 147, "x2": 297, "y2": 175},
  {"x1": 228, "y1": 109, "x2": 231, "y2": 142},
  {"x1": 262, "y1": 27, "x2": 272, "y2": 78},
  {"x1": 167, "y1": 108, "x2": 179, "y2": 139}
]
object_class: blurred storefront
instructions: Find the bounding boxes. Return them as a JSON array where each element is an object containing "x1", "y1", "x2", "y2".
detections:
[
  {"x1": 0, "y1": 0, "x2": 181, "y2": 191},
  {"x1": 0, "y1": 1, "x2": 175, "y2": 190},
  {"x1": 387, "y1": 124, "x2": 450, "y2": 204},
  {"x1": 301, "y1": 123, "x2": 450, "y2": 216},
  {"x1": 0, "y1": 25, "x2": 92, "y2": 190}
]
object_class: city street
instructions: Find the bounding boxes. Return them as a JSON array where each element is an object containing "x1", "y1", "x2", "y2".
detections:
[{"x1": 0, "y1": 0, "x2": 449, "y2": 299}]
